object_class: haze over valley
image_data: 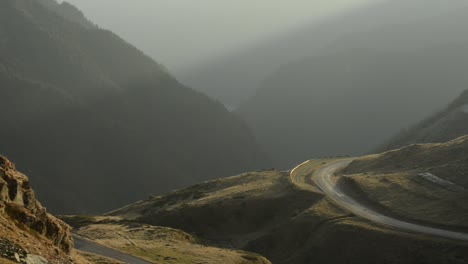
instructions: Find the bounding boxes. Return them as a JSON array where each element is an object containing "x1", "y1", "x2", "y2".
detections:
[{"x1": 1, "y1": 1, "x2": 468, "y2": 264}]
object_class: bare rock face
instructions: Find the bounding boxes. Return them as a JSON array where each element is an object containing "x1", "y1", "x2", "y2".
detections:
[{"x1": 0, "y1": 156, "x2": 73, "y2": 253}]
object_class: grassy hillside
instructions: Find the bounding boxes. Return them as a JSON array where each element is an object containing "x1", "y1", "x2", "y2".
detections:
[
  {"x1": 0, "y1": 0, "x2": 270, "y2": 214},
  {"x1": 341, "y1": 135, "x2": 468, "y2": 231},
  {"x1": 62, "y1": 216, "x2": 270, "y2": 264},
  {"x1": 3, "y1": 153, "x2": 254, "y2": 264},
  {"x1": 106, "y1": 167, "x2": 468, "y2": 264}
]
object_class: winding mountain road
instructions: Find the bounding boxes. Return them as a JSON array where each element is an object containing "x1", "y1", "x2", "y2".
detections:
[
  {"x1": 74, "y1": 235, "x2": 153, "y2": 264},
  {"x1": 291, "y1": 159, "x2": 468, "y2": 242}
]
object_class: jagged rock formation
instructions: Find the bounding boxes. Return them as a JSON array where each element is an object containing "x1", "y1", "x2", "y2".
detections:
[{"x1": 0, "y1": 156, "x2": 73, "y2": 254}]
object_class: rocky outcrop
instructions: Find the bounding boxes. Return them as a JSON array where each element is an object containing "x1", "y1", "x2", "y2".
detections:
[{"x1": 0, "y1": 156, "x2": 73, "y2": 253}]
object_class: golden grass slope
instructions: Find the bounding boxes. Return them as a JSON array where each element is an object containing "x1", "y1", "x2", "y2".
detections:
[
  {"x1": 106, "y1": 168, "x2": 468, "y2": 264},
  {"x1": 62, "y1": 216, "x2": 270, "y2": 264},
  {"x1": 341, "y1": 135, "x2": 468, "y2": 230}
]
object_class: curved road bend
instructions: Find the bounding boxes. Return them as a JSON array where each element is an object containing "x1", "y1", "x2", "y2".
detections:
[
  {"x1": 73, "y1": 235, "x2": 153, "y2": 264},
  {"x1": 291, "y1": 159, "x2": 468, "y2": 242}
]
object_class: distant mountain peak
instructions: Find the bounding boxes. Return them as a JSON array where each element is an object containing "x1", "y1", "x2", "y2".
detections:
[{"x1": 36, "y1": 0, "x2": 97, "y2": 29}]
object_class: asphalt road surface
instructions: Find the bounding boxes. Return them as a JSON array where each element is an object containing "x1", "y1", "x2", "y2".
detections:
[
  {"x1": 73, "y1": 235, "x2": 153, "y2": 264},
  {"x1": 291, "y1": 159, "x2": 468, "y2": 242}
]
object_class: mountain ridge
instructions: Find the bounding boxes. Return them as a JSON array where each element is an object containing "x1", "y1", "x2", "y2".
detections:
[
  {"x1": 380, "y1": 89, "x2": 468, "y2": 151},
  {"x1": 0, "y1": 0, "x2": 270, "y2": 214},
  {"x1": 180, "y1": 0, "x2": 468, "y2": 107},
  {"x1": 237, "y1": 44, "x2": 468, "y2": 168}
]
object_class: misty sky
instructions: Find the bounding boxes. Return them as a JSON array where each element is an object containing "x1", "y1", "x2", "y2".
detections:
[{"x1": 65, "y1": 0, "x2": 377, "y2": 71}]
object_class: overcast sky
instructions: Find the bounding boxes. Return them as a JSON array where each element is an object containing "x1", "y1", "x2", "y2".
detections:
[{"x1": 65, "y1": 0, "x2": 377, "y2": 71}]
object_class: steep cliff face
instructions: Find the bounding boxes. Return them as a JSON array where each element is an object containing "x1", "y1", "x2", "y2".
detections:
[{"x1": 0, "y1": 156, "x2": 73, "y2": 256}]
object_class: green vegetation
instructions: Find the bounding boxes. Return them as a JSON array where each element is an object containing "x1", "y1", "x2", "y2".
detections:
[
  {"x1": 73, "y1": 251, "x2": 125, "y2": 264},
  {"x1": 0, "y1": 0, "x2": 270, "y2": 214}
]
